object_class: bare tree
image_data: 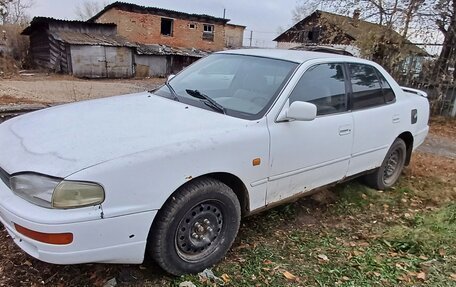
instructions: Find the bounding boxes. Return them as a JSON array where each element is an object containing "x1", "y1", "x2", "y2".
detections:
[
  {"x1": 0, "y1": 0, "x2": 33, "y2": 25},
  {"x1": 433, "y1": 0, "x2": 456, "y2": 79},
  {"x1": 74, "y1": 0, "x2": 108, "y2": 21},
  {"x1": 0, "y1": 1, "x2": 8, "y2": 20},
  {"x1": 292, "y1": 0, "x2": 431, "y2": 31},
  {"x1": 400, "y1": 0, "x2": 425, "y2": 38},
  {"x1": 287, "y1": 0, "x2": 438, "y2": 76}
]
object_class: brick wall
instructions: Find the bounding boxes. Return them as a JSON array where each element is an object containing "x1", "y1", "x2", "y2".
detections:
[
  {"x1": 95, "y1": 8, "x2": 226, "y2": 51},
  {"x1": 225, "y1": 24, "x2": 245, "y2": 48}
]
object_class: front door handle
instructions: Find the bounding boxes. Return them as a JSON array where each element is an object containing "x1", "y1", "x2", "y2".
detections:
[{"x1": 339, "y1": 125, "x2": 352, "y2": 136}]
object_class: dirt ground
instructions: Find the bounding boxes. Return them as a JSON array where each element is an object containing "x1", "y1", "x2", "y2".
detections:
[
  {"x1": 418, "y1": 134, "x2": 456, "y2": 159},
  {"x1": 0, "y1": 76, "x2": 455, "y2": 286},
  {"x1": 418, "y1": 117, "x2": 456, "y2": 159},
  {"x1": 0, "y1": 74, "x2": 165, "y2": 105}
]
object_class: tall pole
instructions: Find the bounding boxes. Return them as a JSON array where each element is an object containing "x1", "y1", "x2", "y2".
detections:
[
  {"x1": 223, "y1": 8, "x2": 226, "y2": 19},
  {"x1": 249, "y1": 30, "x2": 253, "y2": 47}
]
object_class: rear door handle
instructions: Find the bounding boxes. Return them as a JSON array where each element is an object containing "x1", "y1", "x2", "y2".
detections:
[{"x1": 339, "y1": 125, "x2": 352, "y2": 136}]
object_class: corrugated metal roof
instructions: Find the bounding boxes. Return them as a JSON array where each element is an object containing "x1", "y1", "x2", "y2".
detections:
[
  {"x1": 51, "y1": 31, "x2": 137, "y2": 47},
  {"x1": 136, "y1": 44, "x2": 209, "y2": 58},
  {"x1": 22, "y1": 17, "x2": 116, "y2": 35},
  {"x1": 89, "y1": 1, "x2": 230, "y2": 24}
]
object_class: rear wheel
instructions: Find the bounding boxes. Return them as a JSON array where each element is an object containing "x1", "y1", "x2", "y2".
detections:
[
  {"x1": 364, "y1": 138, "x2": 407, "y2": 190},
  {"x1": 148, "y1": 177, "x2": 241, "y2": 275}
]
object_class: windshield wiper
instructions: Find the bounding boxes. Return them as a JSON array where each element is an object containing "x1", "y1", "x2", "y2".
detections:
[
  {"x1": 165, "y1": 82, "x2": 180, "y2": 102},
  {"x1": 185, "y1": 89, "x2": 226, "y2": 114}
]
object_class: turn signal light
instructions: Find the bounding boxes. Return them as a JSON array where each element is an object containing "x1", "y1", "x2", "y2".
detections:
[
  {"x1": 252, "y1": 158, "x2": 261, "y2": 166},
  {"x1": 14, "y1": 224, "x2": 73, "y2": 245}
]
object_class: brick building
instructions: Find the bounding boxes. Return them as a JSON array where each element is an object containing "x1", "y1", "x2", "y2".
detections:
[
  {"x1": 89, "y1": 2, "x2": 244, "y2": 51},
  {"x1": 225, "y1": 23, "x2": 246, "y2": 48}
]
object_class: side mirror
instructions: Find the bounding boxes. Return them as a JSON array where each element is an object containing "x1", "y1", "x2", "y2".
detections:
[
  {"x1": 278, "y1": 101, "x2": 317, "y2": 122},
  {"x1": 167, "y1": 74, "x2": 175, "y2": 82}
]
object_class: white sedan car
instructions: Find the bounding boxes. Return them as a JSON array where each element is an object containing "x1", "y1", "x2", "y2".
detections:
[{"x1": 0, "y1": 49, "x2": 429, "y2": 275}]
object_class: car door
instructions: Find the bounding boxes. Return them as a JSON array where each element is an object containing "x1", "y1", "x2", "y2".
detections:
[
  {"x1": 266, "y1": 63, "x2": 354, "y2": 204},
  {"x1": 345, "y1": 63, "x2": 401, "y2": 176}
]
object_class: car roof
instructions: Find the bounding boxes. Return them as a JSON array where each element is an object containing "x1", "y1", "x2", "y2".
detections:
[{"x1": 218, "y1": 48, "x2": 357, "y2": 64}]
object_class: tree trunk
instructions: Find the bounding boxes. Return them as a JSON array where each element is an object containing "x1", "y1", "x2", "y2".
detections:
[{"x1": 434, "y1": 10, "x2": 456, "y2": 79}]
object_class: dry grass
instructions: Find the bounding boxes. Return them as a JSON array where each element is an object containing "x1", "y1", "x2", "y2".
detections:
[
  {"x1": 405, "y1": 152, "x2": 456, "y2": 204},
  {"x1": 429, "y1": 116, "x2": 456, "y2": 141},
  {"x1": 0, "y1": 95, "x2": 47, "y2": 105}
]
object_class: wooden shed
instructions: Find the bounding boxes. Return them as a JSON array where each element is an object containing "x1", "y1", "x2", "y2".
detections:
[{"x1": 22, "y1": 17, "x2": 137, "y2": 78}]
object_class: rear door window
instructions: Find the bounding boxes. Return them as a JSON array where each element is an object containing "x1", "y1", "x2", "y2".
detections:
[
  {"x1": 349, "y1": 64, "x2": 385, "y2": 110},
  {"x1": 376, "y1": 71, "x2": 396, "y2": 103}
]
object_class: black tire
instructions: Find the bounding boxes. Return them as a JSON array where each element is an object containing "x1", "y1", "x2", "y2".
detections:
[
  {"x1": 363, "y1": 138, "x2": 407, "y2": 190},
  {"x1": 148, "y1": 177, "x2": 241, "y2": 275}
]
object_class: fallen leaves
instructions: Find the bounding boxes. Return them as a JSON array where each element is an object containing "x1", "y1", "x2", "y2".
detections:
[
  {"x1": 179, "y1": 281, "x2": 196, "y2": 287},
  {"x1": 221, "y1": 273, "x2": 230, "y2": 283},
  {"x1": 416, "y1": 271, "x2": 426, "y2": 281},
  {"x1": 23, "y1": 260, "x2": 32, "y2": 267},
  {"x1": 282, "y1": 270, "x2": 297, "y2": 281},
  {"x1": 317, "y1": 254, "x2": 329, "y2": 262},
  {"x1": 439, "y1": 248, "x2": 446, "y2": 256}
]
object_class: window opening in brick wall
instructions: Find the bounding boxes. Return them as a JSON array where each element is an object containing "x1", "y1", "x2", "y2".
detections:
[
  {"x1": 203, "y1": 24, "x2": 214, "y2": 41},
  {"x1": 161, "y1": 18, "x2": 174, "y2": 36}
]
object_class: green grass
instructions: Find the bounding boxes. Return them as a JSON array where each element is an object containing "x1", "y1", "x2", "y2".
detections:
[
  {"x1": 384, "y1": 204, "x2": 456, "y2": 256},
  {"x1": 171, "y1": 180, "x2": 456, "y2": 287}
]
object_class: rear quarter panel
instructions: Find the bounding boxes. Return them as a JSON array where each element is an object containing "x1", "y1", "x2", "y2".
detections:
[{"x1": 373, "y1": 64, "x2": 430, "y2": 148}]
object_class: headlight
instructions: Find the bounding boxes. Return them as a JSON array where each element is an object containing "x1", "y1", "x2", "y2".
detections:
[
  {"x1": 52, "y1": 181, "x2": 105, "y2": 209},
  {"x1": 10, "y1": 174, "x2": 105, "y2": 209},
  {"x1": 10, "y1": 174, "x2": 60, "y2": 208}
]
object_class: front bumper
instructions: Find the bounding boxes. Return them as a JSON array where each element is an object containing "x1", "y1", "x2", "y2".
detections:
[{"x1": 0, "y1": 179, "x2": 157, "y2": 265}]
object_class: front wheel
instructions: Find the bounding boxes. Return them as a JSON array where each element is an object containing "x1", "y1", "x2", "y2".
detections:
[
  {"x1": 363, "y1": 138, "x2": 407, "y2": 190},
  {"x1": 148, "y1": 177, "x2": 241, "y2": 275}
]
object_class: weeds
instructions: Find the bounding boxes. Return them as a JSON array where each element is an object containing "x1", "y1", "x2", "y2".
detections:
[
  {"x1": 384, "y1": 204, "x2": 456, "y2": 256},
  {"x1": 171, "y1": 158, "x2": 456, "y2": 287}
]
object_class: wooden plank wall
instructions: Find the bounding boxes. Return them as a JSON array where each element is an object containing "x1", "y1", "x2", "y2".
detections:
[
  {"x1": 29, "y1": 31, "x2": 51, "y2": 69},
  {"x1": 49, "y1": 35, "x2": 69, "y2": 73},
  {"x1": 29, "y1": 30, "x2": 69, "y2": 73}
]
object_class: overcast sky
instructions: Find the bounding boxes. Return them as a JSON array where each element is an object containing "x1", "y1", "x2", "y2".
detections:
[{"x1": 29, "y1": 0, "x2": 300, "y2": 47}]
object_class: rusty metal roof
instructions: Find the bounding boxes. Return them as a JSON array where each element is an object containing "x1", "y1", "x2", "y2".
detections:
[
  {"x1": 22, "y1": 17, "x2": 116, "y2": 35},
  {"x1": 88, "y1": 1, "x2": 230, "y2": 24},
  {"x1": 50, "y1": 31, "x2": 137, "y2": 47},
  {"x1": 136, "y1": 44, "x2": 209, "y2": 58}
]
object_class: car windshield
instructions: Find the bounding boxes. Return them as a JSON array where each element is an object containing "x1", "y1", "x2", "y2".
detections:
[{"x1": 154, "y1": 53, "x2": 299, "y2": 120}]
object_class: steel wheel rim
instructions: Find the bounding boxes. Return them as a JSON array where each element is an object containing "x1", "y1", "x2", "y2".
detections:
[
  {"x1": 383, "y1": 148, "x2": 403, "y2": 185},
  {"x1": 175, "y1": 200, "x2": 224, "y2": 262}
]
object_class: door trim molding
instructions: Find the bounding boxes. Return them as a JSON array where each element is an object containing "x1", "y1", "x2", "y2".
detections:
[
  {"x1": 268, "y1": 156, "x2": 351, "y2": 182},
  {"x1": 351, "y1": 145, "x2": 389, "y2": 158}
]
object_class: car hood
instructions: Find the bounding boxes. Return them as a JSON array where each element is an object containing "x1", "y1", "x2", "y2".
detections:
[{"x1": 0, "y1": 92, "x2": 247, "y2": 177}]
